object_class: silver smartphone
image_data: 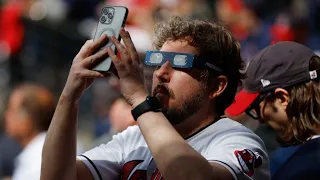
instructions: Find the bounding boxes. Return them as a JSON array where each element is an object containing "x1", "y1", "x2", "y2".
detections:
[{"x1": 92, "y1": 6, "x2": 129, "y2": 72}]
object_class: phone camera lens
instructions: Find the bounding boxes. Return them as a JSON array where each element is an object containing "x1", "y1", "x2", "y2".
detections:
[
  {"x1": 108, "y1": 13, "x2": 113, "y2": 19},
  {"x1": 103, "y1": 8, "x2": 109, "y2": 15},
  {"x1": 100, "y1": 16, "x2": 106, "y2": 23}
]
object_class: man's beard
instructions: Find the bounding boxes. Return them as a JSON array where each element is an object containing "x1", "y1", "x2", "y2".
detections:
[{"x1": 162, "y1": 88, "x2": 207, "y2": 125}]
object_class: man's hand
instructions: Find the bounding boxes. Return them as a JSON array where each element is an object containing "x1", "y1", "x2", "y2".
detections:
[
  {"x1": 107, "y1": 28, "x2": 148, "y2": 106},
  {"x1": 62, "y1": 35, "x2": 110, "y2": 102}
]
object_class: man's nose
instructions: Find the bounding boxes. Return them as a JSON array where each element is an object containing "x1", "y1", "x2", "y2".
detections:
[{"x1": 154, "y1": 61, "x2": 172, "y2": 82}]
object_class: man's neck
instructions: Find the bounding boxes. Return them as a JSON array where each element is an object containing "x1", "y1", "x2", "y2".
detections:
[{"x1": 174, "y1": 106, "x2": 219, "y2": 139}]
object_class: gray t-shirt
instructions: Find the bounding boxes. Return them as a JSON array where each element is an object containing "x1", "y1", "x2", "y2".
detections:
[{"x1": 78, "y1": 118, "x2": 270, "y2": 180}]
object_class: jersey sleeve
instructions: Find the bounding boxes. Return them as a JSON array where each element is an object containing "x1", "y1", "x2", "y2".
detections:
[
  {"x1": 77, "y1": 126, "x2": 138, "y2": 180},
  {"x1": 205, "y1": 129, "x2": 270, "y2": 180}
]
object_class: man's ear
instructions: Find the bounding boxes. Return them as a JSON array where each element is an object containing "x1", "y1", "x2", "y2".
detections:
[
  {"x1": 209, "y1": 75, "x2": 228, "y2": 100},
  {"x1": 274, "y1": 88, "x2": 289, "y2": 110}
]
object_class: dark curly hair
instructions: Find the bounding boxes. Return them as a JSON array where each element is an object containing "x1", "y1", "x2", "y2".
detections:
[{"x1": 153, "y1": 16, "x2": 245, "y2": 116}]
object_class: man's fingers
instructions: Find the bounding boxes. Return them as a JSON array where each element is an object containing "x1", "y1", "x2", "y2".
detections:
[
  {"x1": 76, "y1": 40, "x2": 93, "y2": 59},
  {"x1": 110, "y1": 35, "x2": 126, "y2": 54},
  {"x1": 120, "y1": 28, "x2": 140, "y2": 64},
  {"x1": 120, "y1": 28, "x2": 136, "y2": 53},
  {"x1": 107, "y1": 47, "x2": 124, "y2": 70},
  {"x1": 107, "y1": 47, "x2": 121, "y2": 64},
  {"x1": 82, "y1": 48, "x2": 109, "y2": 68},
  {"x1": 110, "y1": 35, "x2": 132, "y2": 64},
  {"x1": 86, "y1": 35, "x2": 110, "y2": 56},
  {"x1": 77, "y1": 34, "x2": 109, "y2": 59},
  {"x1": 77, "y1": 69, "x2": 106, "y2": 78}
]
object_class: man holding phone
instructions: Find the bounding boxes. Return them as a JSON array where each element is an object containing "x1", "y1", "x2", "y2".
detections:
[{"x1": 41, "y1": 16, "x2": 270, "y2": 180}]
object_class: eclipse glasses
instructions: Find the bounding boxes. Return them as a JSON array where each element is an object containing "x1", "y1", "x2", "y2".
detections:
[{"x1": 145, "y1": 51, "x2": 223, "y2": 73}]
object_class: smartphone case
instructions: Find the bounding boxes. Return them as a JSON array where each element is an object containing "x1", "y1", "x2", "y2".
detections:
[{"x1": 92, "y1": 6, "x2": 128, "y2": 72}]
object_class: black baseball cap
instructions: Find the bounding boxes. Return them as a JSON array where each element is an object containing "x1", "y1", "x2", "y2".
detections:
[{"x1": 226, "y1": 41, "x2": 319, "y2": 116}]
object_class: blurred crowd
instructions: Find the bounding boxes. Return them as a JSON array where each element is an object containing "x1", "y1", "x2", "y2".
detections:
[{"x1": 0, "y1": 0, "x2": 320, "y2": 179}]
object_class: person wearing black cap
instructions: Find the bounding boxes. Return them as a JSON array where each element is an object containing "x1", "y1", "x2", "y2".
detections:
[{"x1": 226, "y1": 41, "x2": 320, "y2": 180}]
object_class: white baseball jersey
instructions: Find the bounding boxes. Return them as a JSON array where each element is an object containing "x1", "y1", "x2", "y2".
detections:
[{"x1": 78, "y1": 118, "x2": 270, "y2": 180}]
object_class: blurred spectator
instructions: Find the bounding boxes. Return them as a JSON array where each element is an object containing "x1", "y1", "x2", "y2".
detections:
[
  {"x1": 92, "y1": 96, "x2": 137, "y2": 146},
  {"x1": 3, "y1": 83, "x2": 56, "y2": 180},
  {"x1": 108, "y1": 98, "x2": 136, "y2": 132},
  {"x1": 3, "y1": 83, "x2": 84, "y2": 180},
  {"x1": 216, "y1": 0, "x2": 274, "y2": 60}
]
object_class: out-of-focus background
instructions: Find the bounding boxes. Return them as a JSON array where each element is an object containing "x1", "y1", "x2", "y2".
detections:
[{"x1": 0, "y1": 0, "x2": 319, "y2": 179}]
